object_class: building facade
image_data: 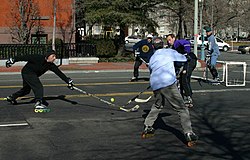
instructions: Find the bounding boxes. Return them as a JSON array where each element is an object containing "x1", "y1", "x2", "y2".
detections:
[{"x1": 0, "y1": 0, "x2": 75, "y2": 44}]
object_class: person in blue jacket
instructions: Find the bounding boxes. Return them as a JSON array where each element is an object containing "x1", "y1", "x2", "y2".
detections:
[
  {"x1": 166, "y1": 34, "x2": 197, "y2": 107},
  {"x1": 204, "y1": 26, "x2": 220, "y2": 80},
  {"x1": 131, "y1": 34, "x2": 155, "y2": 81},
  {"x1": 141, "y1": 39, "x2": 198, "y2": 146}
]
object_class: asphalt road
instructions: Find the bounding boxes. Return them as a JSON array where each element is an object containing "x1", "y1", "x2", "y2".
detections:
[{"x1": 0, "y1": 51, "x2": 250, "y2": 160}]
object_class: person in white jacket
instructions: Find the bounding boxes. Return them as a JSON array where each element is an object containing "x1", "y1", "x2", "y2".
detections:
[{"x1": 141, "y1": 39, "x2": 198, "y2": 146}]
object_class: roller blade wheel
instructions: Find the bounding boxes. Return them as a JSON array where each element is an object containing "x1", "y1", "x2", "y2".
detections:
[
  {"x1": 34, "y1": 108, "x2": 51, "y2": 113},
  {"x1": 141, "y1": 132, "x2": 155, "y2": 139},
  {"x1": 141, "y1": 126, "x2": 155, "y2": 139},
  {"x1": 185, "y1": 103, "x2": 193, "y2": 108},
  {"x1": 187, "y1": 140, "x2": 197, "y2": 147},
  {"x1": 211, "y1": 78, "x2": 220, "y2": 85},
  {"x1": 185, "y1": 132, "x2": 198, "y2": 147},
  {"x1": 184, "y1": 96, "x2": 193, "y2": 108}
]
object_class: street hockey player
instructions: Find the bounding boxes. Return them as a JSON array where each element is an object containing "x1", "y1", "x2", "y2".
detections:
[
  {"x1": 141, "y1": 38, "x2": 198, "y2": 146},
  {"x1": 5, "y1": 49, "x2": 74, "y2": 113},
  {"x1": 166, "y1": 34, "x2": 197, "y2": 107},
  {"x1": 130, "y1": 34, "x2": 155, "y2": 81}
]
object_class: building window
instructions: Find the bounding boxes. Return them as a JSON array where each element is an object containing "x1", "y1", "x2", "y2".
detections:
[{"x1": 31, "y1": 34, "x2": 48, "y2": 44}]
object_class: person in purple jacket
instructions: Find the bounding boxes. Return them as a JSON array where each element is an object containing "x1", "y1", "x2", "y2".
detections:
[
  {"x1": 166, "y1": 34, "x2": 197, "y2": 107},
  {"x1": 141, "y1": 39, "x2": 198, "y2": 146}
]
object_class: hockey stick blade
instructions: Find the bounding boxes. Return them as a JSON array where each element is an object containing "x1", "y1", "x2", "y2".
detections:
[
  {"x1": 135, "y1": 95, "x2": 152, "y2": 103},
  {"x1": 119, "y1": 105, "x2": 140, "y2": 112},
  {"x1": 73, "y1": 86, "x2": 139, "y2": 112},
  {"x1": 124, "y1": 85, "x2": 151, "y2": 105}
]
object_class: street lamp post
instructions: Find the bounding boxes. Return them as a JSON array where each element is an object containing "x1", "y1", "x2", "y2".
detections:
[
  {"x1": 52, "y1": 0, "x2": 57, "y2": 51},
  {"x1": 199, "y1": 0, "x2": 205, "y2": 60},
  {"x1": 194, "y1": 0, "x2": 199, "y2": 57}
]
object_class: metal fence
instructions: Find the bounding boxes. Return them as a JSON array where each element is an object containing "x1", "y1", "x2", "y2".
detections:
[
  {"x1": 0, "y1": 43, "x2": 97, "y2": 59},
  {"x1": 64, "y1": 43, "x2": 97, "y2": 57}
]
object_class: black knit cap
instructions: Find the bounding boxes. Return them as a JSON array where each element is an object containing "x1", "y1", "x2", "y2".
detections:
[{"x1": 45, "y1": 49, "x2": 56, "y2": 58}]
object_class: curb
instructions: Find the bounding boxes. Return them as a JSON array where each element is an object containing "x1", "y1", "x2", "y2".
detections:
[{"x1": 0, "y1": 61, "x2": 207, "y2": 74}]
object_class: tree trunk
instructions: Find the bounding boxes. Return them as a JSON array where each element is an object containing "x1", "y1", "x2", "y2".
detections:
[{"x1": 116, "y1": 24, "x2": 126, "y2": 57}]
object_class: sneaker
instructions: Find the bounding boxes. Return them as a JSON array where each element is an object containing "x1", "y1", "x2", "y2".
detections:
[
  {"x1": 141, "y1": 126, "x2": 155, "y2": 139},
  {"x1": 184, "y1": 96, "x2": 193, "y2": 108},
  {"x1": 130, "y1": 76, "x2": 138, "y2": 82},
  {"x1": 6, "y1": 95, "x2": 17, "y2": 105},
  {"x1": 185, "y1": 132, "x2": 198, "y2": 147},
  {"x1": 34, "y1": 101, "x2": 48, "y2": 109},
  {"x1": 212, "y1": 77, "x2": 220, "y2": 85},
  {"x1": 213, "y1": 76, "x2": 220, "y2": 81},
  {"x1": 34, "y1": 101, "x2": 50, "y2": 113}
]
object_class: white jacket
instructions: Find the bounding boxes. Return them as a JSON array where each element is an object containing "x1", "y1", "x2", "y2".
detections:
[{"x1": 149, "y1": 48, "x2": 187, "y2": 91}]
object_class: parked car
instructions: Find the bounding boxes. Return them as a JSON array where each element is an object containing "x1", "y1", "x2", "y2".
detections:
[
  {"x1": 124, "y1": 43, "x2": 134, "y2": 52},
  {"x1": 189, "y1": 35, "x2": 208, "y2": 47},
  {"x1": 238, "y1": 45, "x2": 250, "y2": 54},
  {"x1": 189, "y1": 35, "x2": 230, "y2": 52},
  {"x1": 216, "y1": 37, "x2": 231, "y2": 52},
  {"x1": 125, "y1": 35, "x2": 142, "y2": 44}
]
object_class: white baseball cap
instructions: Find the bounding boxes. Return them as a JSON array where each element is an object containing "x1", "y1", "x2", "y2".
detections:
[{"x1": 147, "y1": 34, "x2": 153, "y2": 38}]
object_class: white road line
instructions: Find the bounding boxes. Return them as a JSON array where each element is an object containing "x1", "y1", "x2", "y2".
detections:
[
  {"x1": 194, "y1": 88, "x2": 250, "y2": 93},
  {"x1": 0, "y1": 122, "x2": 29, "y2": 127}
]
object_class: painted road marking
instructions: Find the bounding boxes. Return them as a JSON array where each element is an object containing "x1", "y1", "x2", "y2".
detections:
[
  {"x1": 1, "y1": 88, "x2": 250, "y2": 101},
  {"x1": 0, "y1": 81, "x2": 148, "y2": 89},
  {"x1": 0, "y1": 122, "x2": 29, "y2": 127}
]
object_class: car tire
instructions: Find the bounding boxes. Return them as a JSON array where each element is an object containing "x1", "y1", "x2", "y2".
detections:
[
  {"x1": 223, "y1": 46, "x2": 229, "y2": 52},
  {"x1": 241, "y1": 51, "x2": 246, "y2": 54}
]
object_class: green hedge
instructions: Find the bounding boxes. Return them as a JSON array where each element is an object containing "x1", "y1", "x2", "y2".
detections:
[{"x1": 87, "y1": 39, "x2": 116, "y2": 58}]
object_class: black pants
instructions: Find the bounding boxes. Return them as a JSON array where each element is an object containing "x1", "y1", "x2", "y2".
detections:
[
  {"x1": 12, "y1": 73, "x2": 44, "y2": 102},
  {"x1": 179, "y1": 58, "x2": 197, "y2": 97},
  {"x1": 208, "y1": 65, "x2": 219, "y2": 79},
  {"x1": 133, "y1": 57, "x2": 144, "y2": 78}
]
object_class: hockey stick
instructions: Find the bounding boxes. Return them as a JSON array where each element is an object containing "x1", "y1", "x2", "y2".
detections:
[
  {"x1": 139, "y1": 57, "x2": 149, "y2": 66},
  {"x1": 124, "y1": 85, "x2": 151, "y2": 105},
  {"x1": 72, "y1": 86, "x2": 139, "y2": 112},
  {"x1": 135, "y1": 95, "x2": 152, "y2": 103}
]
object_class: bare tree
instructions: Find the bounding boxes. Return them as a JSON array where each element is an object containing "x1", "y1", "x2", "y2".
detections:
[
  {"x1": 202, "y1": 0, "x2": 250, "y2": 35},
  {"x1": 57, "y1": 2, "x2": 75, "y2": 44},
  {"x1": 8, "y1": 0, "x2": 40, "y2": 44}
]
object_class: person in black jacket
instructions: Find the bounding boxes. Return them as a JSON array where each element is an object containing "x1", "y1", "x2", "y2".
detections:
[
  {"x1": 5, "y1": 49, "x2": 74, "y2": 112},
  {"x1": 130, "y1": 34, "x2": 155, "y2": 81}
]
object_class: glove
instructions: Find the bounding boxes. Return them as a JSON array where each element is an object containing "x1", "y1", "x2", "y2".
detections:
[
  {"x1": 6, "y1": 58, "x2": 15, "y2": 68},
  {"x1": 208, "y1": 49, "x2": 214, "y2": 55},
  {"x1": 134, "y1": 51, "x2": 140, "y2": 57},
  {"x1": 184, "y1": 53, "x2": 191, "y2": 62},
  {"x1": 67, "y1": 78, "x2": 74, "y2": 90}
]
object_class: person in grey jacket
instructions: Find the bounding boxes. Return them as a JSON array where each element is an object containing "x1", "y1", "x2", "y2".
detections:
[{"x1": 204, "y1": 26, "x2": 220, "y2": 80}]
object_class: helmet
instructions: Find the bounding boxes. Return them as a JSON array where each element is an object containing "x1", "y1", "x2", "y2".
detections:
[
  {"x1": 153, "y1": 37, "x2": 164, "y2": 50},
  {"x1": 147, "y1": 34, "x2": 153, "y2": 39}
]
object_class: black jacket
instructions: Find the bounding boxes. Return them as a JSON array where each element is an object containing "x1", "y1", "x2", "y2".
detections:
[{"x1": 14, "y1": 54, "x2": 69, "y2": 83}]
